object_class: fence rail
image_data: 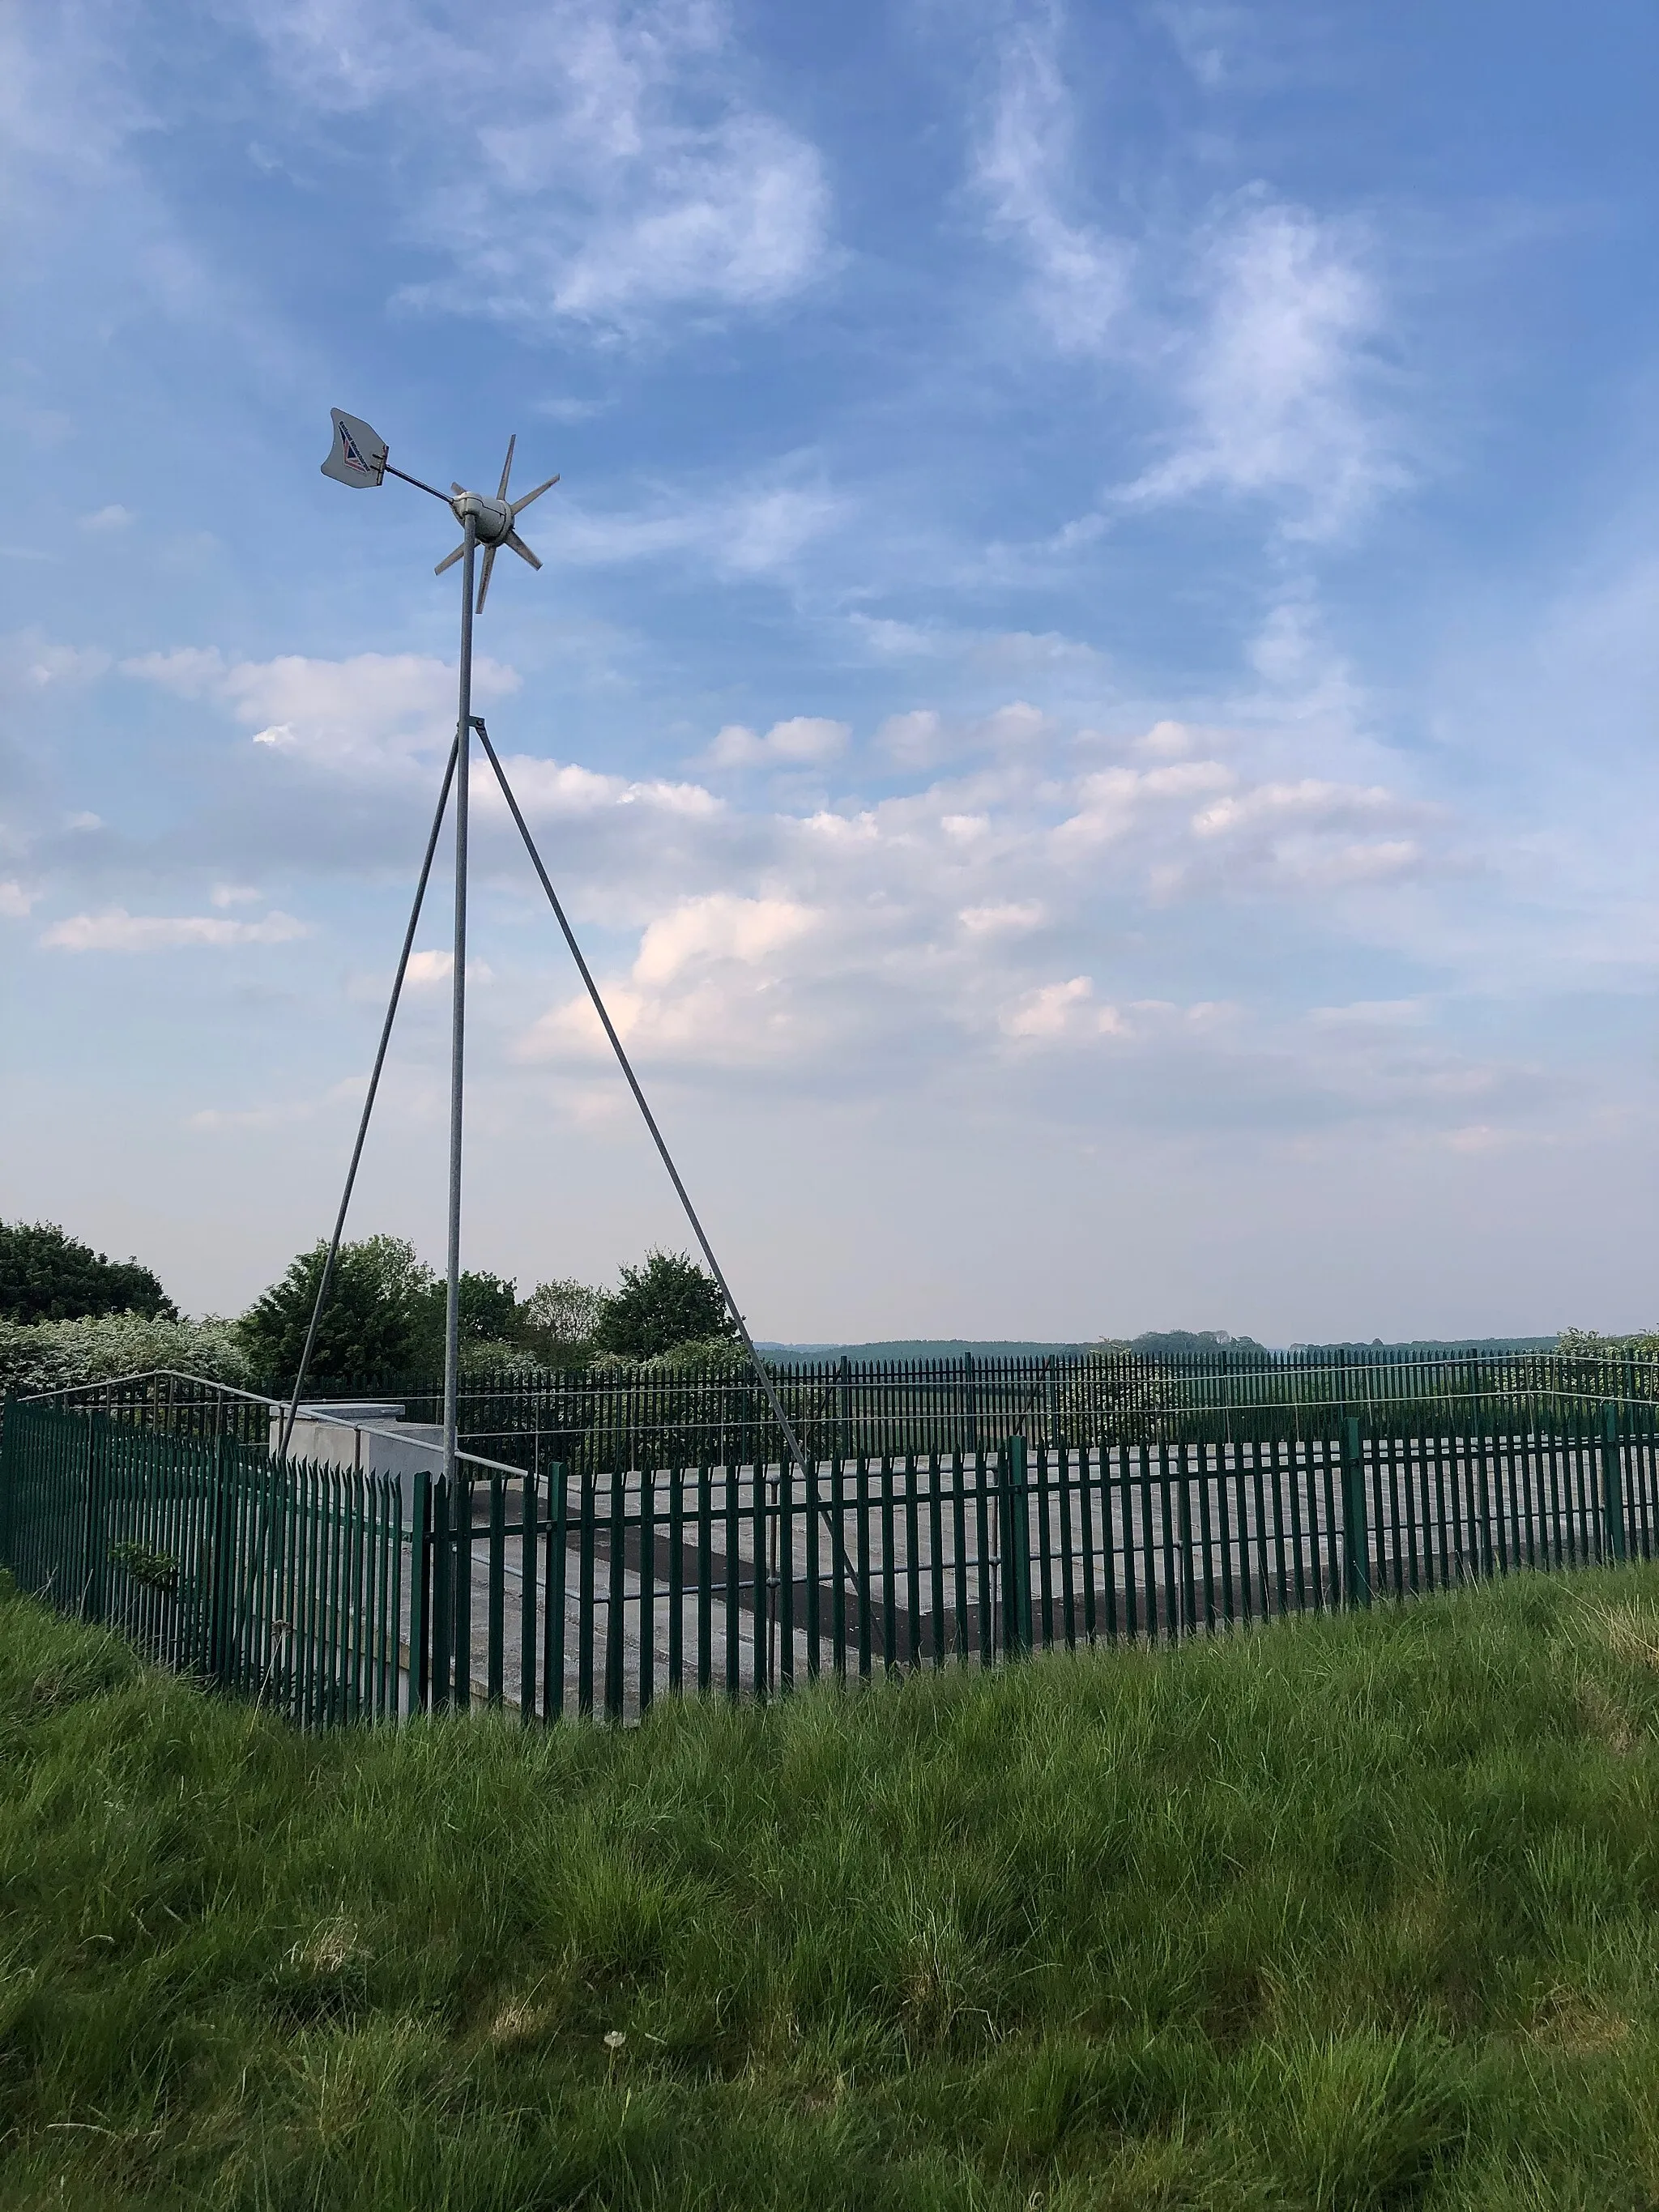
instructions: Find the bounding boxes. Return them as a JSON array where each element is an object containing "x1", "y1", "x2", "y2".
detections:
[
  {"x1": 386, "y1": 1344, "x2": 1659, "y2": 1477},
  {"x1": 4, "y1": 1391, "x2": 1656, "y2": 1728},
  {"x1": 23, "y1": 1347, "x2": 1659, "y2": 1481}
]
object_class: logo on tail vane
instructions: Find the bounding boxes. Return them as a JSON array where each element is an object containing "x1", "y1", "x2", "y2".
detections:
[{"x1": 320, "y1": 408, "x2": 388, "y2": 488}]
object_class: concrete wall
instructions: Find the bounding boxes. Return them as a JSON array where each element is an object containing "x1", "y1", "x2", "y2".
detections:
[{"x1": 269, "y1": 1402, "x2": 520, "y2": 1498}]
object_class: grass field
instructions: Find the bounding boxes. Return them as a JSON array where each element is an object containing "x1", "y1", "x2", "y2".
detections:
[{"x1": 7, "y1": 1570, "x2": 1659, "y2": 2208}]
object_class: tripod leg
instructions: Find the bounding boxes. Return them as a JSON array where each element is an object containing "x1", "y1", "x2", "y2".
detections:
[
  {"x1": 278, "y1": 736, "x2": 460, "y2": 1459},
  {"x1": 471, "y1": 717, "x2": 858, "y2": 1601}
]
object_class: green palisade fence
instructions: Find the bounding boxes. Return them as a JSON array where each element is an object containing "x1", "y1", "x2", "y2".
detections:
[
  {"x1": 0, "y1": 1401, "x2": 405, "y2": 1727},
  {"x1": 371, "y1": 1345, "x2": 1659, "y2": 1477},
  {"x1": 6, "y1": 1387, "x2": 1658, "y2": 1728},
  {"x1": 28, "y1": 1347, "x2": 1659, "y2": 1480}
]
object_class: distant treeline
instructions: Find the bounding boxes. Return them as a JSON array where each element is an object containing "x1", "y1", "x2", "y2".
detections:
[{"x1": 762, "y1": 1331, "x2": 1563, "y2": 1364}]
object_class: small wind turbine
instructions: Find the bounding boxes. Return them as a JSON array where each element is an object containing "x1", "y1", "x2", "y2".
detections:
[
  {"x1": 321, "y1": 408, "x2": 557, "y2": 614},
  {"x1": 315, "y1": 407, "x2": 558, "y2": 1479},
  {"x1": 311, "y1": 408, "x2": 825, "y2": 1667}
]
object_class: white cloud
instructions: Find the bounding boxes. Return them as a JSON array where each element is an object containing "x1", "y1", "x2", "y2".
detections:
[
  {"x1": 41, "y1": 909, "x2": 310, "y2": 952},
  {"x1": 186, "y1": 1075, "x2": 371, "y2": 1134},
  {"x1": 510, "y1": 113, "x2": 830, "y2": 326},
  {"x1": 245, "y1": 0, "x2": 833, "y2": 341},
  {"x1": 79, "y1": 503, "x2": 134, "y2": 531},
  {"x1": 1190, "y1": 778, "x2": 1401, "y2": 838},
  {"x1": 187, "y1": 1101, "x2": 315, "y2": 1132},
  {"x1": 404, "y1": 949, "x2": 494, "y2": 987},
  {"x1": 980, "y1": 701, "x2": 1049, "y2": 752},
  {"x1": 209, "y1": 882, "x2": 260, "y2": 908},
  {"x1": 970, "y1": 24, "x2": 1404, "y2": 545},
  {"x1": 876, "y1": 709, "x2": 946, "y2": 767},
  {"x1": 477, "y1": 752, "x2": 719, "y2": 821},
  {"x1": 1308, "y1": 999, "x2": 1427, "y2": 1029},
  {"x1": 975, "y1": 16, "x2": 1131, "y2": 355},
  {"x1": 557, "y1": 465, "x2": 846, "y2": 578},
  {"x1": 959, "y1": 901, "x2": 1043, "y2": 936},
  {"x1": 518, "y1": 891, "x2": 819, "y2": 1067},
  {"x1": 1138, "y1": 719, "x2": 1197, "y2": 758},
  {"x1": 1123, "y1": 195, "x2": 1402, "y2": 538},
  {"x1": 636, "y1": 893, "x2": 816, "y2": 982},
  {"x1": 122, "y1": 646, "x2": 225, "y2": 697},
  {"x1": 122, "y1": 649, "x2": 521, "y2": 774},
  {"x1": 1, "y1": 631, "x2": 111, "y2": 691},
  {"x1": 1002, "y1": 975, "x2": 1124, "y2": 1040},
  {"x1": 0, "y1": 880, "x2": 38, "y2": 917},
  {"x1": 707, "y1": 715, "x2": 848, "y2": 769},
  {"x1": 1055, "y1": 759, "x2": 1235, "y2": 849}
]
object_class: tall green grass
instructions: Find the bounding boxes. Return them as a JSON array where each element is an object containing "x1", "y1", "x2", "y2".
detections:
[{"x1": 6, "y1": 1569, "x2": 1659, "y2": 2208}]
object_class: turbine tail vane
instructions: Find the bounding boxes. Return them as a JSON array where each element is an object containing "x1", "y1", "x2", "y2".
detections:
[{"x1": 320, "y1": 408, "x2": 387, "y2": 488}]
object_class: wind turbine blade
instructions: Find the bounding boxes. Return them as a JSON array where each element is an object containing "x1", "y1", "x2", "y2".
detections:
[
  {"x1": 451, "y1": 482, "x2": 467, "y2": 497},
  {"x1": 434, "y1": 540, "x2": 466, "y2": 576},
  {"x1": 506, "y1": 531, "x2": 541, "y2": 571},
  {"x1": 496, "y1": 435, "x2": 516, "y2": 502},
  {"x1": 510, "y1": 474, "x2": 559, "y2": 515},
  {"x1": 476, "y1": 543, "x2": 498, "y2": 613}
]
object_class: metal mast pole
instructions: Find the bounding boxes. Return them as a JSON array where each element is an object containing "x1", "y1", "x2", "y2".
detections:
[{"x1": 442, "y1": 515, "x2": 477, "y2": 1481}]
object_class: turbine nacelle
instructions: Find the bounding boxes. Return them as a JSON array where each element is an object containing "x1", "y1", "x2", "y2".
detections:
[{"x1": 449, "y1": 488, "x2": 514, "y2": 543}]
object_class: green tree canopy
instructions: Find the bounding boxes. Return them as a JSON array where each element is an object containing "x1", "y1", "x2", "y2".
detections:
[
  {"x1": 238, "y1": 1235, "x2": 435, "y2": 1390},
  {"x1": 0, "y1": 1221, "x2": 177, "y2": 1324},
  {"x1": 593, "y1": 1250, "x2": 736, "y2": 1362},
  {"x1": 407, "y1": 1269, "x2": 522, "y2": 1362}
]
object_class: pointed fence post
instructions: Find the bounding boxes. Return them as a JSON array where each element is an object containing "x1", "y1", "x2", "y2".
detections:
[
  {"x1": 408, "y1": 1466, "x2": 431, "y2": 1716},
  {"x1": 1600, "y1": 1402, "x2": 1627, "y2": 1564},
  {"x1": 999, "y1": 1434, "x2": 1032, "y2": 1657},
  {"x1": 80, "y1": 1412, "x2": 109, "y2": 1625},
  {"x1": 207, "y1": 1430, "x2": 238, "y2": 1683},
  {"x1": 0, "y1": 1393, "x2": 12, "y2": 1569},
  {"x1": 1341, "y1": 1416, "x2": 1371, "y2": 1608}
]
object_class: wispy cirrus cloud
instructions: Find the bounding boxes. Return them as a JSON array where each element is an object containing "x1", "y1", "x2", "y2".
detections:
[
  {"x1": 973, "y1": 11, "x2": 1131, "y2": 356},
  {"x1": 971, "y1": 13, "x2": 1405, "y2": 542},
  {"x1": 554, "y1": 462, "x2": 847, "y2": 578},
  {"x1": 1122, "y1": 193, "x2": 1405, "y2": 539},
  {"x1": 242, "y1": 0, "x2": 834, "y2": 340}
]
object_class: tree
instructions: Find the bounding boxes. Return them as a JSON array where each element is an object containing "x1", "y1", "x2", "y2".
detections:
[
  {"x1": 406, "y1": 1269, "x2": 524, "y2": 1367},
  {"x1": 593, "y1": 1250, "x2": 737, "y2": 1362},
  {"x1": 238, "y1": 1235, "x2": 435, "y2": 1390},
  {"x1": 518, "y1": 1277, "x2": 604, "y2": 1366},
  {"x1": 0, "y1": 1221, "x2": 177, "y2": 1323},
  {"x1": 456, "y1": 1271, "x2": 521, "y2": 1344}
]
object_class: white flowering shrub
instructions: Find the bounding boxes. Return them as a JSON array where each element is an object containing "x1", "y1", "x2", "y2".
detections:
[{"x1": 0, "y1": 1313, "x2": 256, "y2": 1400}]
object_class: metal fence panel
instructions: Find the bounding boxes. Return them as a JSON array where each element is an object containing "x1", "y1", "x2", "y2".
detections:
[{"x1": 5, "y1": 1390, "x2": 1654, "y2": 1729}]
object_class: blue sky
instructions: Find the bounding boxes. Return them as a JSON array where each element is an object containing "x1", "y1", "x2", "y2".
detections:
[{"x1": 2, "y1": 0, "x2": 1657, "y2": 1340}]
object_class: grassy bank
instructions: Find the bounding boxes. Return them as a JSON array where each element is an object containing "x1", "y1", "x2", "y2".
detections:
[{"x1": 6, "y1": 1574, "x2": 1659, "y2": 2208}]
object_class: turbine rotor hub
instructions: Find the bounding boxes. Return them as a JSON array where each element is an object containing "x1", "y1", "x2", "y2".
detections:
[{"x1": 450, "y1": 488, "x2": 512, "y2": 544}]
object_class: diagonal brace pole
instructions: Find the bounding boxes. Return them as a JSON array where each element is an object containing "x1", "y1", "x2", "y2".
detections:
[{"x1": 279, "y1": 735, "x2": 460, "y2": 1460}]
